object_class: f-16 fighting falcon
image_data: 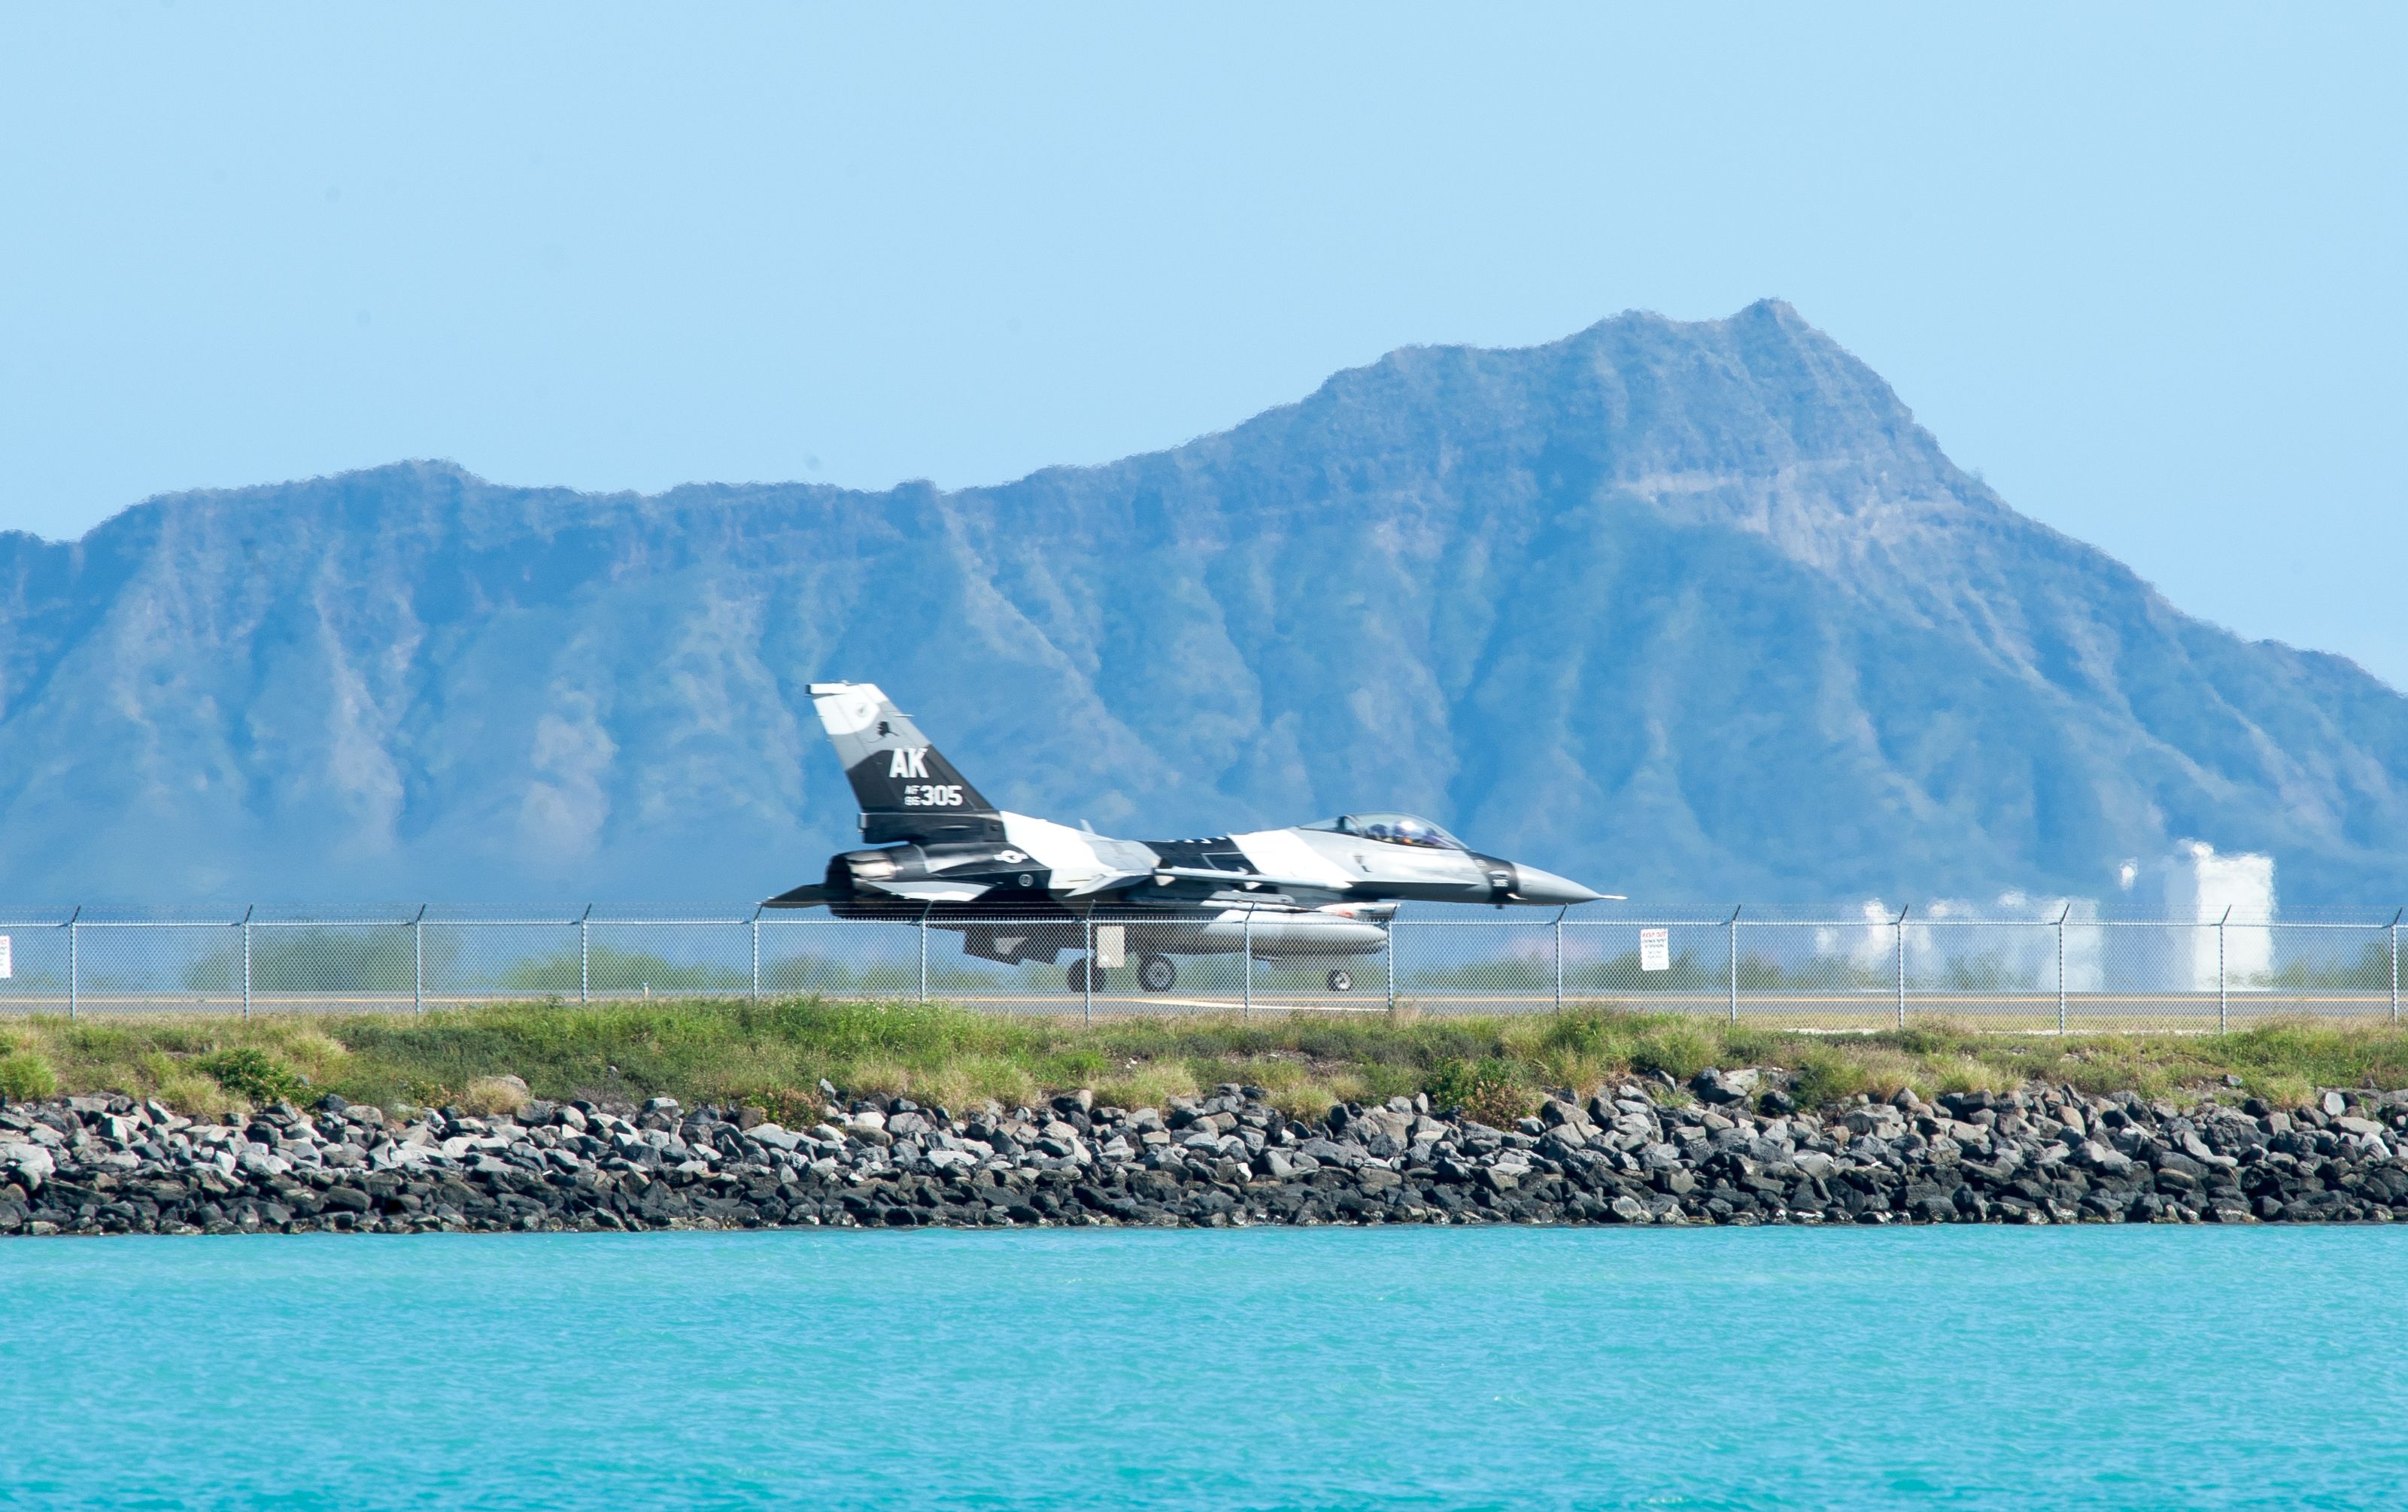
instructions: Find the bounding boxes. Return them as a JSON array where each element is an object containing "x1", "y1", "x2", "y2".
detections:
[{"x1": 765, "y1": 682, "x2": 1610, "y2": 992}]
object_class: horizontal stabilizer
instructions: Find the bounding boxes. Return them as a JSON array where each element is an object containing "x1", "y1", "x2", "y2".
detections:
[
  {"x1": 763, "y1": 882, "x2": 828, "y2": 909},
  {"x1": 861, "y1": 878, "x2": 993, "y2": 903}
]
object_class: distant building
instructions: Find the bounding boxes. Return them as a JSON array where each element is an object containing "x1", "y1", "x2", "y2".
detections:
[{"x1": 2118, "y1": 841, "x2": 2275, "y2": 989}]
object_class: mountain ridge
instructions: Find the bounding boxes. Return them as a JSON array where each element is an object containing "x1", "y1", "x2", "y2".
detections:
[{"x1": 4, "y1": 300, "x2": 2405, "y2": 908}]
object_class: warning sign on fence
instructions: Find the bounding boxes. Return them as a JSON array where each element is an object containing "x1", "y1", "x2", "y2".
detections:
[
  {"x1": 1638, "y1": 928, "x2": 1669, "y2": 973},
  {"x1": 0, "y1": 934, "x2": 11, "y2": 979}
]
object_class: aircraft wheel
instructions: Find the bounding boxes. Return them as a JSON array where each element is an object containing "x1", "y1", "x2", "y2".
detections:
[
  {"x1": 1139, "y1": 954, "x2": 1177, "y2": 993},
  {"x1": 1327, "y1": 969, "x2": 1354, "y2": 993},
  {"x1": 1067, "y1": 958, "x2": 1108, "y2": 993}
]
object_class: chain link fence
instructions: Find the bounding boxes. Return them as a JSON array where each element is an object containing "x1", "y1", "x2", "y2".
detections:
[{"x1": 0, "y1": 905, "x2": 2400, "y2": 1029}]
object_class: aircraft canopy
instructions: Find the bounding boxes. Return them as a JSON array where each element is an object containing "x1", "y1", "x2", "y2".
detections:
[{"x1": 1304, "y1": 813, "x2": 1466, "y2": 850}]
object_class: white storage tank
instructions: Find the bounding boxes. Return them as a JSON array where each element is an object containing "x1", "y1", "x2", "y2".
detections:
[{"x1": 2118, "y1": 841, "x2": 2275, "y2": 989}]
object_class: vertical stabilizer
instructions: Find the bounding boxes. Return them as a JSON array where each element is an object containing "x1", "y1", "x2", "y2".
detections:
[{"x1": 807, "y1": 682, "x2": 1004, "y2": 843}]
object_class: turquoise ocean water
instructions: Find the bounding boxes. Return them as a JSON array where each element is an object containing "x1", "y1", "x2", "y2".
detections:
[{"x1": 4, "y1": 1227, "x2": 2404, "y2": 1509}]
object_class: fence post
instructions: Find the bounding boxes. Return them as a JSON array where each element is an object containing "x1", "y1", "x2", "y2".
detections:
[
  {"x1": 413, "y1": 905, "x2": 426, "y2": 1016},
  {"x1": 1386, "y1": 910, "x2": 1398, "y2": 1014},
  {"x1": 2391, "y1": 909, "x2": 2401, "y2": 1025},
  {"x1": 919, "y1": 906, "x2": 931, "y2": 1006},
  {"x1": 1726, "y1": 906, "x2": 1741, "y2": 1023},
  {"x1": 2218, "y1": 906, "x2": 2230, "y2": 1034},
  {"x1": 241, "y1": 905, "x2": 254, "y2": 1022},
  {"x1": 65, "y1": 906, "x2": 79, "y2": 1022},
  {"x1": 1553, "y1": 906, "x2": 1565, "y2": 1013},
  {"x1": 751, "y1": 907, "x2": 762, "y2": 1006},
  {"x1": 578, "y1": 905, "x2": 591, "y2": 1004},
  {"x1": 1894, "y1": 905, "x2": 1909, "y2": 1030},
  {"x1": 1083, "y1": 915, "x2": 1094, "y2": 1026},
  {"x1": 1242, "y1": 910, "x2": 1253, "y2": 1021},
  {"x1": 2056, "y1": 903, "x2": 2069, "y2": 1035}
]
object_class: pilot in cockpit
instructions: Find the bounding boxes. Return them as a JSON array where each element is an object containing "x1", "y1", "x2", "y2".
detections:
[{"x1": 1310, "y1": 813, "x2": 1465, "y2": 850}]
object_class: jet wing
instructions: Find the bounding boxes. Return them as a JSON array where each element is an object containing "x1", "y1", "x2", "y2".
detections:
[
  {"x1": 1146, "y1": 865, "x2": 1352, "y2": 893},
  {"x1": 1059, "y1": 869, "x2": 1154, "y2": 898},
  {"x1": 1054, "y1": 864, "x2": 1349, "y2": 900}
]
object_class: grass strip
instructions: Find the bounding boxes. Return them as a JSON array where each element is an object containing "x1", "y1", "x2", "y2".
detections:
[{"x1": 5, "y1": 1000, "x2": 2408, "y2": 1121}]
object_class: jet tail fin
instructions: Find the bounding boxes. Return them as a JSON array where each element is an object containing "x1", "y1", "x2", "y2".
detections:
[{"x1": 807, "y1": 682, "x2": 1004, "y2": 844}]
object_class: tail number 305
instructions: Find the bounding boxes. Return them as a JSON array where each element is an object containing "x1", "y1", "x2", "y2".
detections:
[{"x1": 903, "y1": 784, "x2": 965, "y2": 807}]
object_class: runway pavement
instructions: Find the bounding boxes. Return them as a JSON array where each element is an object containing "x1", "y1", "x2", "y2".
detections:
[{"x1": 4, "y1": 988, "x2": 2399, "y2": 1028}]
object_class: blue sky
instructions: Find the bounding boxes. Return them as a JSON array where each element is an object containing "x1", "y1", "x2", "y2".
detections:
[{"x1": 3, "y1": 5, "x2": 2402, "y2": 682}]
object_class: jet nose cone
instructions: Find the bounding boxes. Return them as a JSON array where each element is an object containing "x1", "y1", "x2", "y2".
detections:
[{"x1": 1511, "y1": 865, "x2": 1605, "y2": 906}]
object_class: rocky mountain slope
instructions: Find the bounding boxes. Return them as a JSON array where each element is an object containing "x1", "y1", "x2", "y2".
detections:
[{"x1": 4, "y1": 300, "x2": 2406, "y2": 906}]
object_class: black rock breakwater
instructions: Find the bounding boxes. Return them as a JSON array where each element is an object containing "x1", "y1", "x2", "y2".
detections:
[{"x1": 6, "y1": 1071, "x2": 2408, "y2": 1236}]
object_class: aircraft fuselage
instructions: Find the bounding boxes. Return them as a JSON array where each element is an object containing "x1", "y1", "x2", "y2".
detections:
[{"x1": 769, "y1": 682, "x2": 1608, "y2": 985}]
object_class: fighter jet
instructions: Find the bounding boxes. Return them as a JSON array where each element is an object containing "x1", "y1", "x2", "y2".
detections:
[{"x1": 765, "y1": 682, "x2": 1610, "y2": 992}]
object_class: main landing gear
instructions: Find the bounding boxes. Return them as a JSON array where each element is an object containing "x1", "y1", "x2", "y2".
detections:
[
  {"x1": 1327, "y1": 969, "x2": 1354, "y2": 992},
  {"x1": 1139, "y1": 955, "x2": 1178, "y2": 993},
  {"x1": 1066, "y1": 958, "x2": 1106, "y2": 993}
]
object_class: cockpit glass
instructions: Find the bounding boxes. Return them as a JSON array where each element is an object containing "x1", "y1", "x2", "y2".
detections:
[{"x1": 1307, "y1": 812, "x2": 1465, "y2": 849}]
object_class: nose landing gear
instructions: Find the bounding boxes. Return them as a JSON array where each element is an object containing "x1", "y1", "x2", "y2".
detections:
[
  {"x1": 1066, "y1": 958, "x2": 1107, "y2": 993},
  {"x1": 1327, "y1": 969, "x2": 1353, "y2": 992},
  {"x1": 1138, "y1": 954, "x2": 1177, "y2": 993}
]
